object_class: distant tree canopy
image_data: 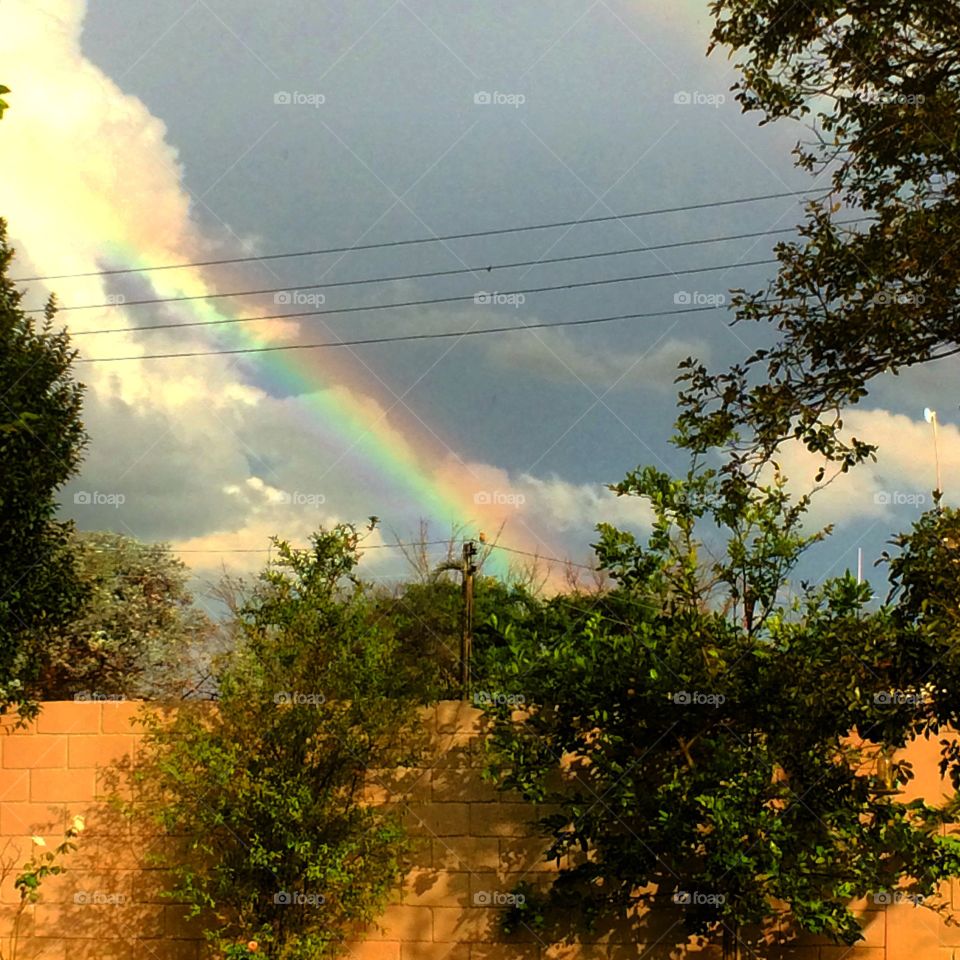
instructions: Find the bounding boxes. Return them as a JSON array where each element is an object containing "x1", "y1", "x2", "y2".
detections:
[
  {"x1": 26, "y1": 531, "x2": 213, "y2": 701},
  {"x1": 679, "y1": 2, "x2": 960, "y2": 470},
  {"x1": 0, "y1": 218, "x2": 87, "y2": 715}
]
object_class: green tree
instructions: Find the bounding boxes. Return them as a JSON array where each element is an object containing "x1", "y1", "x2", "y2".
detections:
[
  {"x1": 0, "y1": 86, "x2": 9, "y2": 119},
  {"x1": 26, "y1": 531, "x2": 213, "y2": 701},
  {"x1": 378, "y1": 575, "x2": 542, "y2": 700},
  {"x1": 679, "y1": 2, "x2": 960, "y2": 470},
  {"x1": 128, "y1": 523, "x2": 424, "y2": 960},
  {"x1": 0, "y1": 219, "x2": 87, "y2": 715},
  {"x1": 482, "y1": 463, "x2": 960, "y2": 957}
]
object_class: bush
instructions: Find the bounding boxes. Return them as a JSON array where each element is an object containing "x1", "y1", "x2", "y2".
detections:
[{"x1": 127, "y1": 524, "x2": 424, "y2": 959}]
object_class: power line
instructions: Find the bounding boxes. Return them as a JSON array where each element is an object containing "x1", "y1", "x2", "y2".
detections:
[
  {"x1": 486, "y1": 542, "x2": 598, "y2": 571},
  {"x1": 32, "y1": 219, "x2": 868, "y2": 314},
  {"x1": 75, "y1": 303, "x2": 722, "y2": 363},
  {"x1": 175, "y1": 538, "x2": 457, "y2": 553},
  {"x1": 171, "y1": 539, "x2": 600, "y2": 572},
  {"x1": 14, "y1": 189, "x2": 815, "y2": 282},
  {"x1": 72, "y1": 256, "x2": 776, "y2": 338}
]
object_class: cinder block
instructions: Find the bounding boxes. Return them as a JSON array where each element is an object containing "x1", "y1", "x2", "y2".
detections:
[
  {"x1": 470, "y1": 946, "x2": 541, "y2": 960},
  {"x1": 35, "y1": 704, "x2": 100, "y2": 735},
  {"x1": 359, "y1": 904, "x2": 433, "y2": 942},
  {"x1": 435, "y1": 702, "x2": 484, "y2": 735},
  {"x1": 432, "y1": 836, "x2": 500, "y2": 871},
  {"x1": 38, "y1": 868, "x2": 133, "y2": 905},
  {"x1": 63, "y1": 942, "x2": 198, "y2": 960},
  {"x1": 3, "y1": 736, "x2": 68, "y2": 768},
  {"x1": 101, "y1": 702, "x2": 147, "y2": 734},
  {"x1": 431, "y1": 734, "x2": 487, "y2": 770},
  {"x1": 470, "y1": 804, "x2": 538, "y2": 838},
  {"x1": 884, "y1": 899, "x2": 936, "y2": 956},
  {"x1": 363, "y1": 767, "x2": 432, "y2": 805},
  {"x1": 345, "y1": 942, "x2": 400, "y2": 960},
  {"x1": 401, "y1": 869, "x2": 471, "y2": 907},
  {"x1": 15, "y1": 938, "x2": 67, "y2": 960},
  {"x1": 400, "y1": 943, "x2": 471, "y2": 960},
  {"x1": 68, "y1": 735, "x2": 135, "y2": 769},
  {"x1": 431, "y1": 904, "x2": 498, "y2": 943},
  {"x1": 405, "y1": 803, "x2": 471, "y2": 837},
  {"x1": 30, "y1": 769, "x2": 96, "y2": 802},
  {"x1": 0, "y1": 801, "x2": 66, "y2": 836},
  {"x1": 498, "y1": 838, "x2": 558, "y2": 875},
  {"x1": 431, "y1": 769, "x2": 499, "y2": 803},
  {"x1": 0, "y1": 901, "x2": 34, "y2": 938},
  {"x1": 130, "y1": 869, "x2": 182, "y2": 904},
  {"x1": 34, "y1": 901, "x2": 164, "y2": 939},
  {"x1": 0, "y1": 768, "x2": 30, "y2": 801}
]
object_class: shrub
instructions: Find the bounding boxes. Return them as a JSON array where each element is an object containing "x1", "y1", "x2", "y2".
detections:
[{"x1": 128, "y1": 524, "x2": 424, "y2": 959}]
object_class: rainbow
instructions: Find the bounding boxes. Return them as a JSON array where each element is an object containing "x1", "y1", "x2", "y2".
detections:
[{"x1": 78, "y1": 241, "x2": 568, "y2": 580}]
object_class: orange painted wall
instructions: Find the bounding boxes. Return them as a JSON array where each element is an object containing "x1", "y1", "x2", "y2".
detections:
[{"x1": 0, "y1": 701, "x2": 956, "y2": 960}]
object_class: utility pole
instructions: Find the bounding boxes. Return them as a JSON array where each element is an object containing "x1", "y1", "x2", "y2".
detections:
[{"x1": 460, "y1": 540, "x2": 477, "y2": 700}]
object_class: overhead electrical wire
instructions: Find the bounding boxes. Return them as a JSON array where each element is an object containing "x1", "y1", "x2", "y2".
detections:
[
  {"x1": 75, "y1": 303, "x2": 723, "y2": 362},
  {"x1": 71, "y1": 256, "x2": 777, "y2": 338},
  {"x1": 31, "y1": 219, "x2": 868, "y2": 315},
  {"x1": 13, "y1": 188, "x2": 819, "y2": 282}
]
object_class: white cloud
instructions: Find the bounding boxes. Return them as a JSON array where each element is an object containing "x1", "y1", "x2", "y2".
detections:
[{"x1": 768, "y1": 407, "x2": 957, "y2": 530}]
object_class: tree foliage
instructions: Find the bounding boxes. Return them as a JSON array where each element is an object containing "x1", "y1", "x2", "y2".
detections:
[
  {"x1": 0, "y1": 219, "x2": 87, "y2": 715},
  {"x1": 679, "y1": 2, "x2": 960, "y2": 469},
  {"x1": 127, "y1": 524, "x2": 424, "y2": 960},
  {"x1": 482, "y1": 463, "x2": 960, "y2": 955},
  {"x1": 26, "y1": 531, "x2": 213, "y2": 701}
]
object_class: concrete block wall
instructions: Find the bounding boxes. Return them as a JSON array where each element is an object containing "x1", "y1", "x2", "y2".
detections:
[{"x1": 0, "y1": 701, "x2": 954, "y2": 959}]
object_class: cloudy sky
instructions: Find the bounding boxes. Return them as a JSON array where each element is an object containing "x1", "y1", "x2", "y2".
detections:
[{"x1": 2, "y1": 0, "x2": 957, "y2": 594}]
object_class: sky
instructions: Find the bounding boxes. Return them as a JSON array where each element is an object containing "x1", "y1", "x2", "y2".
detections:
[{"x1": 1, "y1": 0, "x2": 958, "y2": 596}]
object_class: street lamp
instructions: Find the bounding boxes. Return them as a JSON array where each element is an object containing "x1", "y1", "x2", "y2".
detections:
[{"x1": 924, "y1": 407, "x2": 942, "y2": 508}]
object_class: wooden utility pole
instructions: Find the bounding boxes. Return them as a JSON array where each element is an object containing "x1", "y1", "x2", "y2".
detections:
[{"x1": 460, "y1": 540, "x2": 477, "y2": 700}]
